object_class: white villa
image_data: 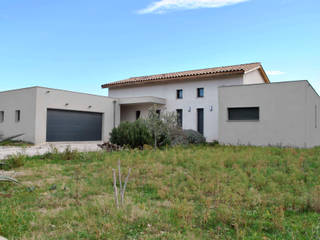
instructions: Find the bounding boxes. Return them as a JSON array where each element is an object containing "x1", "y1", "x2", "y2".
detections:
[{"x1": 0, "y1": 62, "x2": 319, "y2": 148}]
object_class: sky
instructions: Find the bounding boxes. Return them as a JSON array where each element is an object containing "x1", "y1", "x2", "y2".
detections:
[{"x1": 0, "y1": 0, "x2": 319, "y2": 95}]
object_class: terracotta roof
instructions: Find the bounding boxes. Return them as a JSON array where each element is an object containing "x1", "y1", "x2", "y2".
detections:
[{"x1": 102, "y1": 62, "x2": 269, "y2": 88}]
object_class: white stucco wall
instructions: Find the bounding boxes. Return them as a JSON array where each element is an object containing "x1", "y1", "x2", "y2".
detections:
[
  {"x1": 218, "y1": 81, "x2": 320, "y2": 148},
  {"x1": 0, "y1": 86, "x2": 120, "y2": 145},
  {"x1": 243, "y1": 69, "x2": 265, "y2": 84},
  {"x1": 305, "y1": 83, "x2": 320, "y2": 147},
  {"x1": 109, "y1": 74, "x2": 244, "y2": 142},
  {"x1": 120, "y1": 103, "x2": 155, "y2": 122},
  {"x1": 0, "y1": 87, "x2": 37, "y2": 143},
  {"x1": 34, "y1": 87, "x2": 120, "y2": 144}
]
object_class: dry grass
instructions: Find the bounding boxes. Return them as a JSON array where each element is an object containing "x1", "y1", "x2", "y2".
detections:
[{"x1": 0, "y1": 145, "x2": 320, "y2": 239}]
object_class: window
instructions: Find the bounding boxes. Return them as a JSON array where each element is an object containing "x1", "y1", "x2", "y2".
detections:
[
  {"x1": 176, "y1": 89, "x2": 183, "y2": 99},
  {"x1": 156, "y1": 110, "x2": 161, "y2": 116},
  {"x1": 197, "y1": 88, "x2": 204, "y2": 98},
  {"x1": 197, "y1": 108, "x2": 204, "y2": 135},
  {"x1": 15, "y1": 110, "x2": 21, "y2": 122},
  {"x1": 228, "y1": 107, "x2": 259, "y2": 121},
  {"x1": 136, "y1": 110, "x2": 141, "y2": 120},
  {"x1": 176, "y1": 109, "x2": 183, "y2": 128},
  {"x1": 0, "y1": 111, "x2": 4, "y2": 123},
  {"x1": 315, "y1": 105, "x2": 318, "y2": 129}
]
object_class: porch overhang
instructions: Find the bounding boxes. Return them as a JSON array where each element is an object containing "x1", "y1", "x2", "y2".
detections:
[{"x1": 118, "y1": 96, "x2": 166, "y2": 105}]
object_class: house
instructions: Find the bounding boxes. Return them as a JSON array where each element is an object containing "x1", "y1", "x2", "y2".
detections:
[
  {"x1": 0, "y1": 87, "x2": 120, "y2": 144},
  {"x1": 102, "y1": 62, "x2": 270, "y2": 142},
  {"x1": 0, "y1": 62, "x2": 319, "y2": 148}
]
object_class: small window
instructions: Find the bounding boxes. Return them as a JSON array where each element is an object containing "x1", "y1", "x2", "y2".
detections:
[
  {"x1": 228, "y1": 107, "x2": 259, "y2": 121},
  {"x1": 176, "y1": 109, "x2": 183, "y2": 128},
  {"x1": 176, "y1": 89, "x2": 183, "y2": 99},
  {"x1": 0, "y1": 111, "x2": 4, "y2": 123},
  {"x1": 15, "y1": 110, "x2": 21, "y2": 122},
  {"x1": 197, "y1": 88, "x2": 204, "y2": 98},
  {"x1": 136, "y1": 110, "x2": 141, "y2": 120},
  {"x1": 156, "y1": 110, "x2": 161, "y2": 116},
  {"x1": 315, "y1": 105, "x2": 318, "y2": 128}
]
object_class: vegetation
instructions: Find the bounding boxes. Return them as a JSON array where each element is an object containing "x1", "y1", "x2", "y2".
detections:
[
  {"x1": 0, "y1": 145, "x2": 320, "y2": 239},
  {"x1": 110, "y1": 120, "x2": 152, "y2": 149},
  {"x1": 110, "y1": 106, "x2": 205, "y2": 149},
  {"x1": 170, "y1": 129, "x2": 206, "y2": 146},
  {"x1": 145, "y1": 105, "x2": 177, "y2": 148}
]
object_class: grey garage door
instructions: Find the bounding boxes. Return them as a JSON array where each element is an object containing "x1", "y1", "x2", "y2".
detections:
[{"x1": 46, "y1": 109, "x2": 103, "y2": 142}]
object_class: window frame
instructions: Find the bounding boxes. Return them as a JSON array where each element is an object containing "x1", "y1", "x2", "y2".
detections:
[
  {"x1": 176, "y1": 89, "x2": 183, "y2": 99},
  {"x1": 136, "y1": 110, "x2": 141, "y2": 120},
  {"x1": 197, "y1": 88, "x2": 204, "y2": 98},
  {"x1": 315, "y1": 105, "x2": 318, "y2": 129},
  {"x1": 227, "y1": 107, "x2": 260, "y2": 121},
  {"x1": 0, "y1": 111, "x2": 4, "y2": 123},
  {"x1": 15, "y1": 110, "x2": 21, "y2": 122},
  {"x1": 197, "y1": 108, "x2": 204, "y2": 135},
  {"x1": 176, "y1": 109, "x2": 183, "y2": 128}
]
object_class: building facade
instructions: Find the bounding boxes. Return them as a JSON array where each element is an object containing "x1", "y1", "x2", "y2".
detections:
[
  {"x1": 0, "y1": 62, "x2": 319, "y2": 148},
  {"x1": 105, "y1": 63, "x2": 268, "y2": 142}
]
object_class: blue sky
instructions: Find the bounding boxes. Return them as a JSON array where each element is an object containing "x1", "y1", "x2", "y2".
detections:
[{"x1": 0, "y1": 0, "x2": 319, "y2": 95}]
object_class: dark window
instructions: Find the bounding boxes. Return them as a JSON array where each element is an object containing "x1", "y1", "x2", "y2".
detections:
[
  {"x1": 228, "y1": 107, "x2": 259, "y2": 121},
  {"x1": 0, "y1": 111, "x2": 4, "y2": 123},
  {"x1": 197, "y1": 88, "x2": 204, "y2": 98},
  {"x1": 315, "y1": 105, "x2": 318, "y2": 128},
  {"x1": 176, "y1": 89, "x2": 183, "y2": 99},
  {"x1": 15, "y1": 110, "x2": 21, "y2": 122},
  {"x1": 156, "y1": 109, "x2": 161, "y2": 116},
  {"x1": 176, "y1": 109, "x2": 183, "y2": 128},
  {"x1": 197, "y1": 108, "x2": 204, "y2": 135},
  {"x1": 136, "y1": 110, "x2": 141, "y2": 120}
]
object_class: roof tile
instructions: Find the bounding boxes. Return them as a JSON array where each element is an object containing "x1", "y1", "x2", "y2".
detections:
[{"x1": 102, "y1": 62, "x2": 266, "y2": 88}]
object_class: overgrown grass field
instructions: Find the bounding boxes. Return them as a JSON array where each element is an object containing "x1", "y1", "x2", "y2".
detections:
[{"x1": 1, "y1": 145, "x2": 320, "y2": 239}]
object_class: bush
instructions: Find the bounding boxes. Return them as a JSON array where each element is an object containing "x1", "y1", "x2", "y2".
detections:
[
  {"x1": 169, "y1": 129, "x2": 189, "y2": 146},
  {"x1": 169, "y1": 129, "x2": 206, "y2": 145},
  {"x1": 110, "y1": 120, "x2": 152, "y2": 149},
  {"x1": 0, "y1": 154, "x2": 25, "y2": 170},
  {"x1": 145, "y1": 105, "x2": 177, "y2": 148},
  {"x1": 183, "y1": 129, "x2": 206, "y2": 144}
]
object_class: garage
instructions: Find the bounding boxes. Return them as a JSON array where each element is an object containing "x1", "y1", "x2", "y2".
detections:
[{"x1": 46, "y1": 109, "x2": 103, "y2": 142}]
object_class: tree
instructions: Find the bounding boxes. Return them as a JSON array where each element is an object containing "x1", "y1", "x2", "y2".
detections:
[{"x1": 145, "y1": 105, "x2": 177, "y2": 148}]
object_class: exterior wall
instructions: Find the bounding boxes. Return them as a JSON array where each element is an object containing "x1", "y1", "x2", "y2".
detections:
[
  {"x1": 109, "y1": 74, "x2": 244, "y2": 142},
  {"x1": 120, "y1": 103, "x2": 155, "y2": 122},
  {"x1": 305, "y1": 83, "x2": 320, "y2": 147},
  {"x1": 243, "y1": 69, "x2": 265, "y2": 84},
  {"x1": 34, "y1": 87, "x2": 120, "y2": 144},
  {"x1": 0, "y1": 88, "x2": 37, "y2": 143},
  {"x1": 218, "y1": 81, "x2": 320, "y2": 148}
]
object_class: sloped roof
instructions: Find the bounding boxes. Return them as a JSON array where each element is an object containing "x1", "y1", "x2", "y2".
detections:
[{"x1": 102, "y1": 62, "x2": 269, "y2": 89}]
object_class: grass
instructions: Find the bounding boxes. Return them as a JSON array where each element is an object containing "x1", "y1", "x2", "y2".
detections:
[
  {"x1": 0, "y1": 145, "x2": 320, "y2": 239},
  {"x1": 0, "y1": 140, "x2": 33, "y2": 147}
]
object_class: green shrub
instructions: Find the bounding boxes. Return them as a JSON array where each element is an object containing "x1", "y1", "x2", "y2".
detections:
[
  {"x1": 169, "y1": 129, "x2": 189, "y2": 146},
  {"x1": 0, "y1": 154, "x2": 25, "y2": 170},
  {"x1": 169, "y1": 129, "x2": 206, "y2": 145},
  {"x1": 183, "y1": 129, "x2": 206, "y2": 144},
  {"x1": 110, "y1": 120, "x2": 152, "y2": 149},
  {"x1": 145, "y1": 105, "x2": 177, "y2": 148}
]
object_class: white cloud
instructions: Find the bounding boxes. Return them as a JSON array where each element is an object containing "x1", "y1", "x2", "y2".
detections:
[
  {"x1": 266, "y1": 70, "x2": 286, "y2": 76},
  {"x1": 137, "y1": 0, "x2": 250, "y2": 14}
]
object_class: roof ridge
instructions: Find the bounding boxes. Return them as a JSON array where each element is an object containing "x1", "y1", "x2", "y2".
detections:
[{"x1": 125, "y1": 62, "x2": 261, "y2": 80}]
